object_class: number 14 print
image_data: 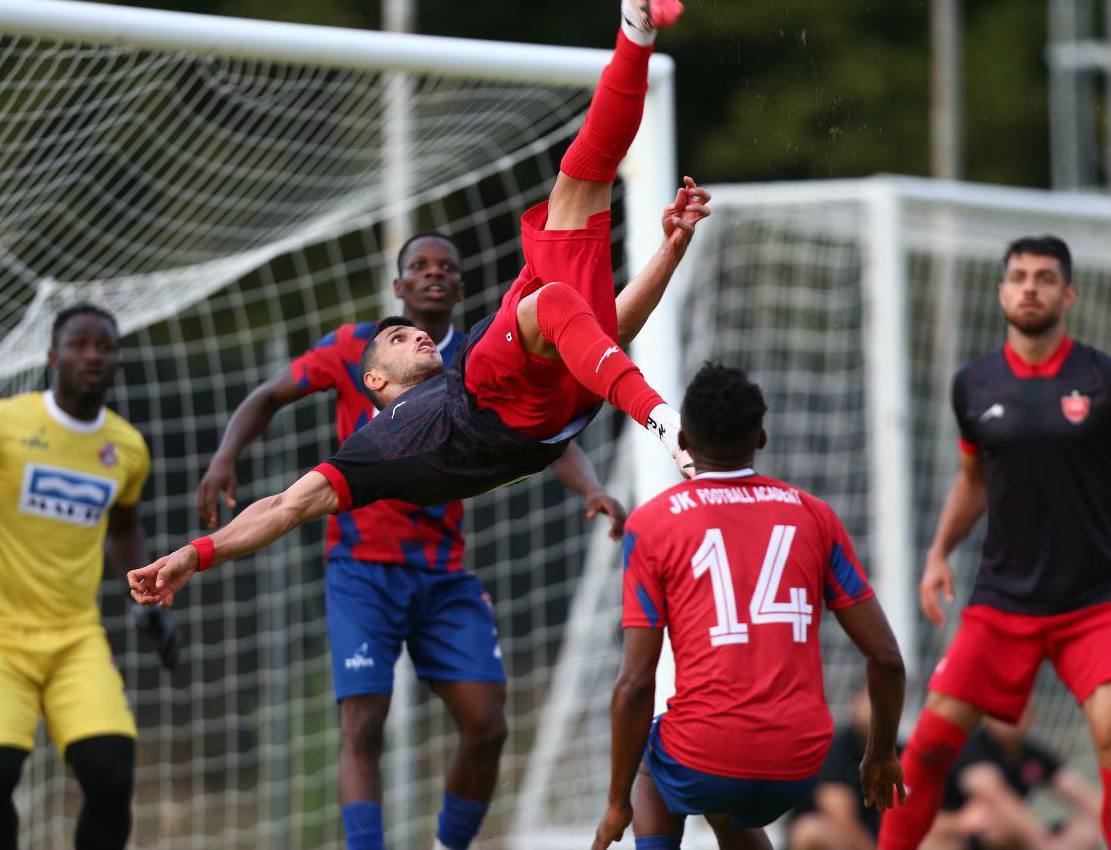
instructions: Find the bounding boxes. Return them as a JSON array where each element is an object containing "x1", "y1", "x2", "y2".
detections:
[{"x1": 692, "y1": 525, "x2": 813, "y2": 646}]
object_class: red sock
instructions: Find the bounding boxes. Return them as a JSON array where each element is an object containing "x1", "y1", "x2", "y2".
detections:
[
  {"x1": 536, "y1": 282, "x2": 662, "y2": 426},
  {"x1": 1101, "y1": 766, "x2": 1111, "y2": 848},
  {"x1": 878, "y1": 710, "x2": 969, "y2": 850},
  {"x1": 559, "y1": 31, "x2": 652, "y2": 183}
]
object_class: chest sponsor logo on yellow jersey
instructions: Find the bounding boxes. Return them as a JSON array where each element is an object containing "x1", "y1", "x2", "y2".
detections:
[{"x1": 19, "y1": 462, "x2": 117, "y2": 527}]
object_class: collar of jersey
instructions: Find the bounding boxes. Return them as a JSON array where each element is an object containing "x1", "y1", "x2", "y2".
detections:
[
  {"x1": 1003, "y1": 335, "x2": 1073, "y2": 379},
  {"x1": 44, "y1": 391, "x2": 105, "y2": 433},
  {"x1": 694, "y1": 467, "x2": 757, "y2": 481},
  {"x1": 436, "y1": 326, "x2": 455, "y2": 352}
]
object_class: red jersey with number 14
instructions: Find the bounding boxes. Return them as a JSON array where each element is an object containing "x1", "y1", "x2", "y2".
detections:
[{"x1": 622, "y1": 469, "x2": 874, "y2": 780}]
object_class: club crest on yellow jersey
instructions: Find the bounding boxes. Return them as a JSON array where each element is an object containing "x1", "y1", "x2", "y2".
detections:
[{"x1": 98, "y1": 441, "x2": 118, "y2": 467}]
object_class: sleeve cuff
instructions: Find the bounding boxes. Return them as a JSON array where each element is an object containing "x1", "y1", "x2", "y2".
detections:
[
  {"x1": 313, "y1": 462, "x2": 352, "y2": 513},
  {"x1": 826, "y1": 586, "x2": 876, "y2": 610},
  {"x1": 188, "y1": 535, "x2": 216, "y2": 572},
  {"x1": 957, "y1": 437, "x2": 980, "y2": 456}
]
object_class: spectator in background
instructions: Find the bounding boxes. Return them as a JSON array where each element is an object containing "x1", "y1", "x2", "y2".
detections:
[
  {"x1": 789, "y1": 696, "x2": 1101, "y2": 850},
  {"x1": 920, "y1": 714, "x2": 1102, "y2": 850},
  {"x1": 788, "y1": 687, "x2": 884, "y2": 850}
]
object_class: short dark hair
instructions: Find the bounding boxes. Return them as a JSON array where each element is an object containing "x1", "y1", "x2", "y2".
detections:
[
  {"x1": 51, "y1": 303, "x2": 118, "y2": 348},
  {"x1": 359, "y1": 316, "x2": 417, "y2": 409},
  {"x1": 1003, "y1": 235, "x2": 1072, "y2": 283},
  {"x1": 396, "y1": 232, "x2": 460, "y2": 276},
  {"x1": 681, "y1": 362, "x2": 768, "y2": 457}
]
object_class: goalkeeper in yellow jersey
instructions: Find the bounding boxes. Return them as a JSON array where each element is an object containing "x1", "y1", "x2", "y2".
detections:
[{"x1": 0, "y1": 304, "x2": 180, "y2": 850}]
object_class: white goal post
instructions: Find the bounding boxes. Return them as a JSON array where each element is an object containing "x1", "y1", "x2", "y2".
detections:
[
  {"x1": 11, "y1": 2, "x2": 1107, "y2": 847},
  {"x1": 0, "y1": 0, "x2": 680, "y2": 409},
  {"x1": 520, "y1": 174, "x2": 1111, "y2": 845},
  {"x1": 673, "y1": 173, "x2": 1111, "y2": 774}
]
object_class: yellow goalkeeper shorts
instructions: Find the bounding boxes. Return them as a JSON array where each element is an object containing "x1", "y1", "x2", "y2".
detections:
[{"x1": 0, "y1": 622, "x2": 137, "y2": 752}]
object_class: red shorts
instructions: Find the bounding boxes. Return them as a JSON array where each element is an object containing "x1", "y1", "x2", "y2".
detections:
[
  {"x1": 464, "y1": 201, "x2": 615, "y2": 438},
  {"x1": 928, "y1": 602, "x2": 1111, "y2": 722}
]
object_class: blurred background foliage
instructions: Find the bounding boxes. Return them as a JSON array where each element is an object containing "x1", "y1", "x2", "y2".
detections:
[{"x1": 93, "y1": 0, "x2": 1050, "y2": 187}]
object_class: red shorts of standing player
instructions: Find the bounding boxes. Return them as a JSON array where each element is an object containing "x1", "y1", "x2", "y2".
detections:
[{"x1": 879, "y1": 236, "x2": 1111, "y2": 850}]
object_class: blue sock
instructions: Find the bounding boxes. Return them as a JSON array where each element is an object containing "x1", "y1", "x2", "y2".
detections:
[
  {"x1": 436, "y1": 792, "x2": 490, "y2": 850},
  {"x1": 636, "y1": 836, "x2": 681, "y2": 850},
  {"x1": 341, "y1": 801, "x2": 384, "y2": 850}
]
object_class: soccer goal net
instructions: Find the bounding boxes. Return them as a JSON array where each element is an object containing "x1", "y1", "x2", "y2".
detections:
[
  {"x1": 514, "y1": 179, "x2": 1111, "y2": 846},
  {"x1": 0, "y1": 2, "x2": 679, "y2": 849},
  {"x1": 674, "y1": 175, "x2": 1111, "y2": 770}
]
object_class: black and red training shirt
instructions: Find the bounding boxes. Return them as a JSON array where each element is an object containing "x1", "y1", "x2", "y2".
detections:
[{"x1": 953, "y1": 336, "x2": 1111, "y2": 615}]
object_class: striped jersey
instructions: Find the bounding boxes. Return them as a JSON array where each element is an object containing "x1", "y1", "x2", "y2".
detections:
[{"x1": 290, "y1": 321, "x2": 466, "y2": 570}]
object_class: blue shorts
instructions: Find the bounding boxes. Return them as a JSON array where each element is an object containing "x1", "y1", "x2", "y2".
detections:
[
  {"x1": 325, "y1": 558, "x2": 506, "y2": 701},
  {"x1": 644, "y1": 718, "x2": 817, "y2": 829}
]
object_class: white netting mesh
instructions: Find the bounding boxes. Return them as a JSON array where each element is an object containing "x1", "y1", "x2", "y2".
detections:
[
  {"x1": 11, "y1": 9, "x2": 1107, "y2": 849},
  {"x1": 0, "y1": 32, "x2": 596, "y2": 378},
  {"x1": 0, "y1": 24, "x2": 648, "y2": 850},
  {"x1": 522, "y1": 181, "x2": 1111, "y2": 846},
  {"x1": 675, "y1": 181, "x2": 1111, "y2": 768}
]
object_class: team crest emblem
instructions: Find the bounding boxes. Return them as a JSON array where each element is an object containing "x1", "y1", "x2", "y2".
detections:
[
  {"x1": 1061, "y1": 391, "x2": 1091, "y2": 425},
  {"x1": 98, "y1": 442, "x2": 118, "y2": 467}
]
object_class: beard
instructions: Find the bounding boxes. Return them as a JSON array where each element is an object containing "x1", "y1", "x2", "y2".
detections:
[
  {"x1": 1004, "y1": 304, "x2": 1062, "y2": 337},
  {"x1": 397, "y1": 354, "x2": 444, "y2": 387}
]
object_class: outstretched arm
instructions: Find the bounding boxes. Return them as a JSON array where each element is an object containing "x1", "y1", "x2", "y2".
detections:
[
  {"x1": 551, "y1": 442, "x2": 628, "y2": 540},
  {"x1": 197, "y1": 369, "x2": 311, "y2": 528},
  {"x1": 130, "y1": 470, "x2": 338, "y2": 608},
  {"x1": 616, "y1": 176, "x2": 711, "y2": 347}
]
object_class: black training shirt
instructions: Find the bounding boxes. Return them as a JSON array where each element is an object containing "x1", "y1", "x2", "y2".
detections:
[
  {"x1": 316, "y1": 316, "x2": 593, "y2": 509},
  {"x1": 952, "y1": 337, "x2": 1111, "y2": 615}
]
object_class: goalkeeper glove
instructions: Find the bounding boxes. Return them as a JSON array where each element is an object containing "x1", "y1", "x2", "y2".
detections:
[{"x1": 131, "y1": 604, "x2": 183, "y2": 671}]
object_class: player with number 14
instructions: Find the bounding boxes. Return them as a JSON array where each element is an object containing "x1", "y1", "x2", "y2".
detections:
[{"x1": 593, "y1": 364, "x2": 907, "y2": 850}]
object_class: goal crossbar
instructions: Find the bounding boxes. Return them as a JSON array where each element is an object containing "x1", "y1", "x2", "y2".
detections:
[
  {"x1": 0, "y1": 0, "x2": 681, "y2": 474},
  {"x1": 0, "y1": 0, "x2": 674, "y2": 84}
]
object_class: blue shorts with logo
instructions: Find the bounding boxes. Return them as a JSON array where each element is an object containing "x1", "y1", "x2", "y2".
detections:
[
  {"x1": 325, "y1": 558, "x2": 506, "y2": 701},
  {"x1": 644, "y1": 717, "x2": 818, "y2": 829}
]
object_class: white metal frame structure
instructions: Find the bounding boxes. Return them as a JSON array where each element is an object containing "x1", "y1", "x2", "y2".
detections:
[
  {"x1": 0, "y1": 2, "x2": 680, "y2": 847},
  {"x1": 1046, "y1": 0, "x2": 1111, "y2": 189},
  {"x1": 0, "y1": 0, "x2": 678, "y2": 400},
  {"x1": 680, "y1": 173, "x2": 1111, "y2": 684}
]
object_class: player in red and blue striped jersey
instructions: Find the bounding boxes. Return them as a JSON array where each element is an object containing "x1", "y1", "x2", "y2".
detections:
[
  {"x1": 136, "y1": 4, "x2": 709, "y2": 840},
  {"x1": 136, "y1": 0, "x2": 706, "y2": 601},
  {"x1": 593, "y1": 363, "x2": 906, "y2": 850},
  {"x1": 195, "y1": 233, "x2": 625, "y2": 850}
]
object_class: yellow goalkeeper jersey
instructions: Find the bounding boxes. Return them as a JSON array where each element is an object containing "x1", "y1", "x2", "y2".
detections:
[{"x1": 0, "y1": 392, "x2": 150, "y2": 627}]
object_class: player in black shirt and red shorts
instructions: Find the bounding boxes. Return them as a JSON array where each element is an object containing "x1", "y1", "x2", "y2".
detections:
[
  {"x1": 127, "y1": 1, "x2": 708, "y2": 598},
  {"x1": 879, "y1": 236, "x2": 1111, "y2": 850}
]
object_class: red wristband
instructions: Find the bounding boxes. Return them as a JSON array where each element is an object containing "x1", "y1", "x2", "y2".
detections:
[{"x1": 188, "y1": 536, "x2": 216, "y2": 572}]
